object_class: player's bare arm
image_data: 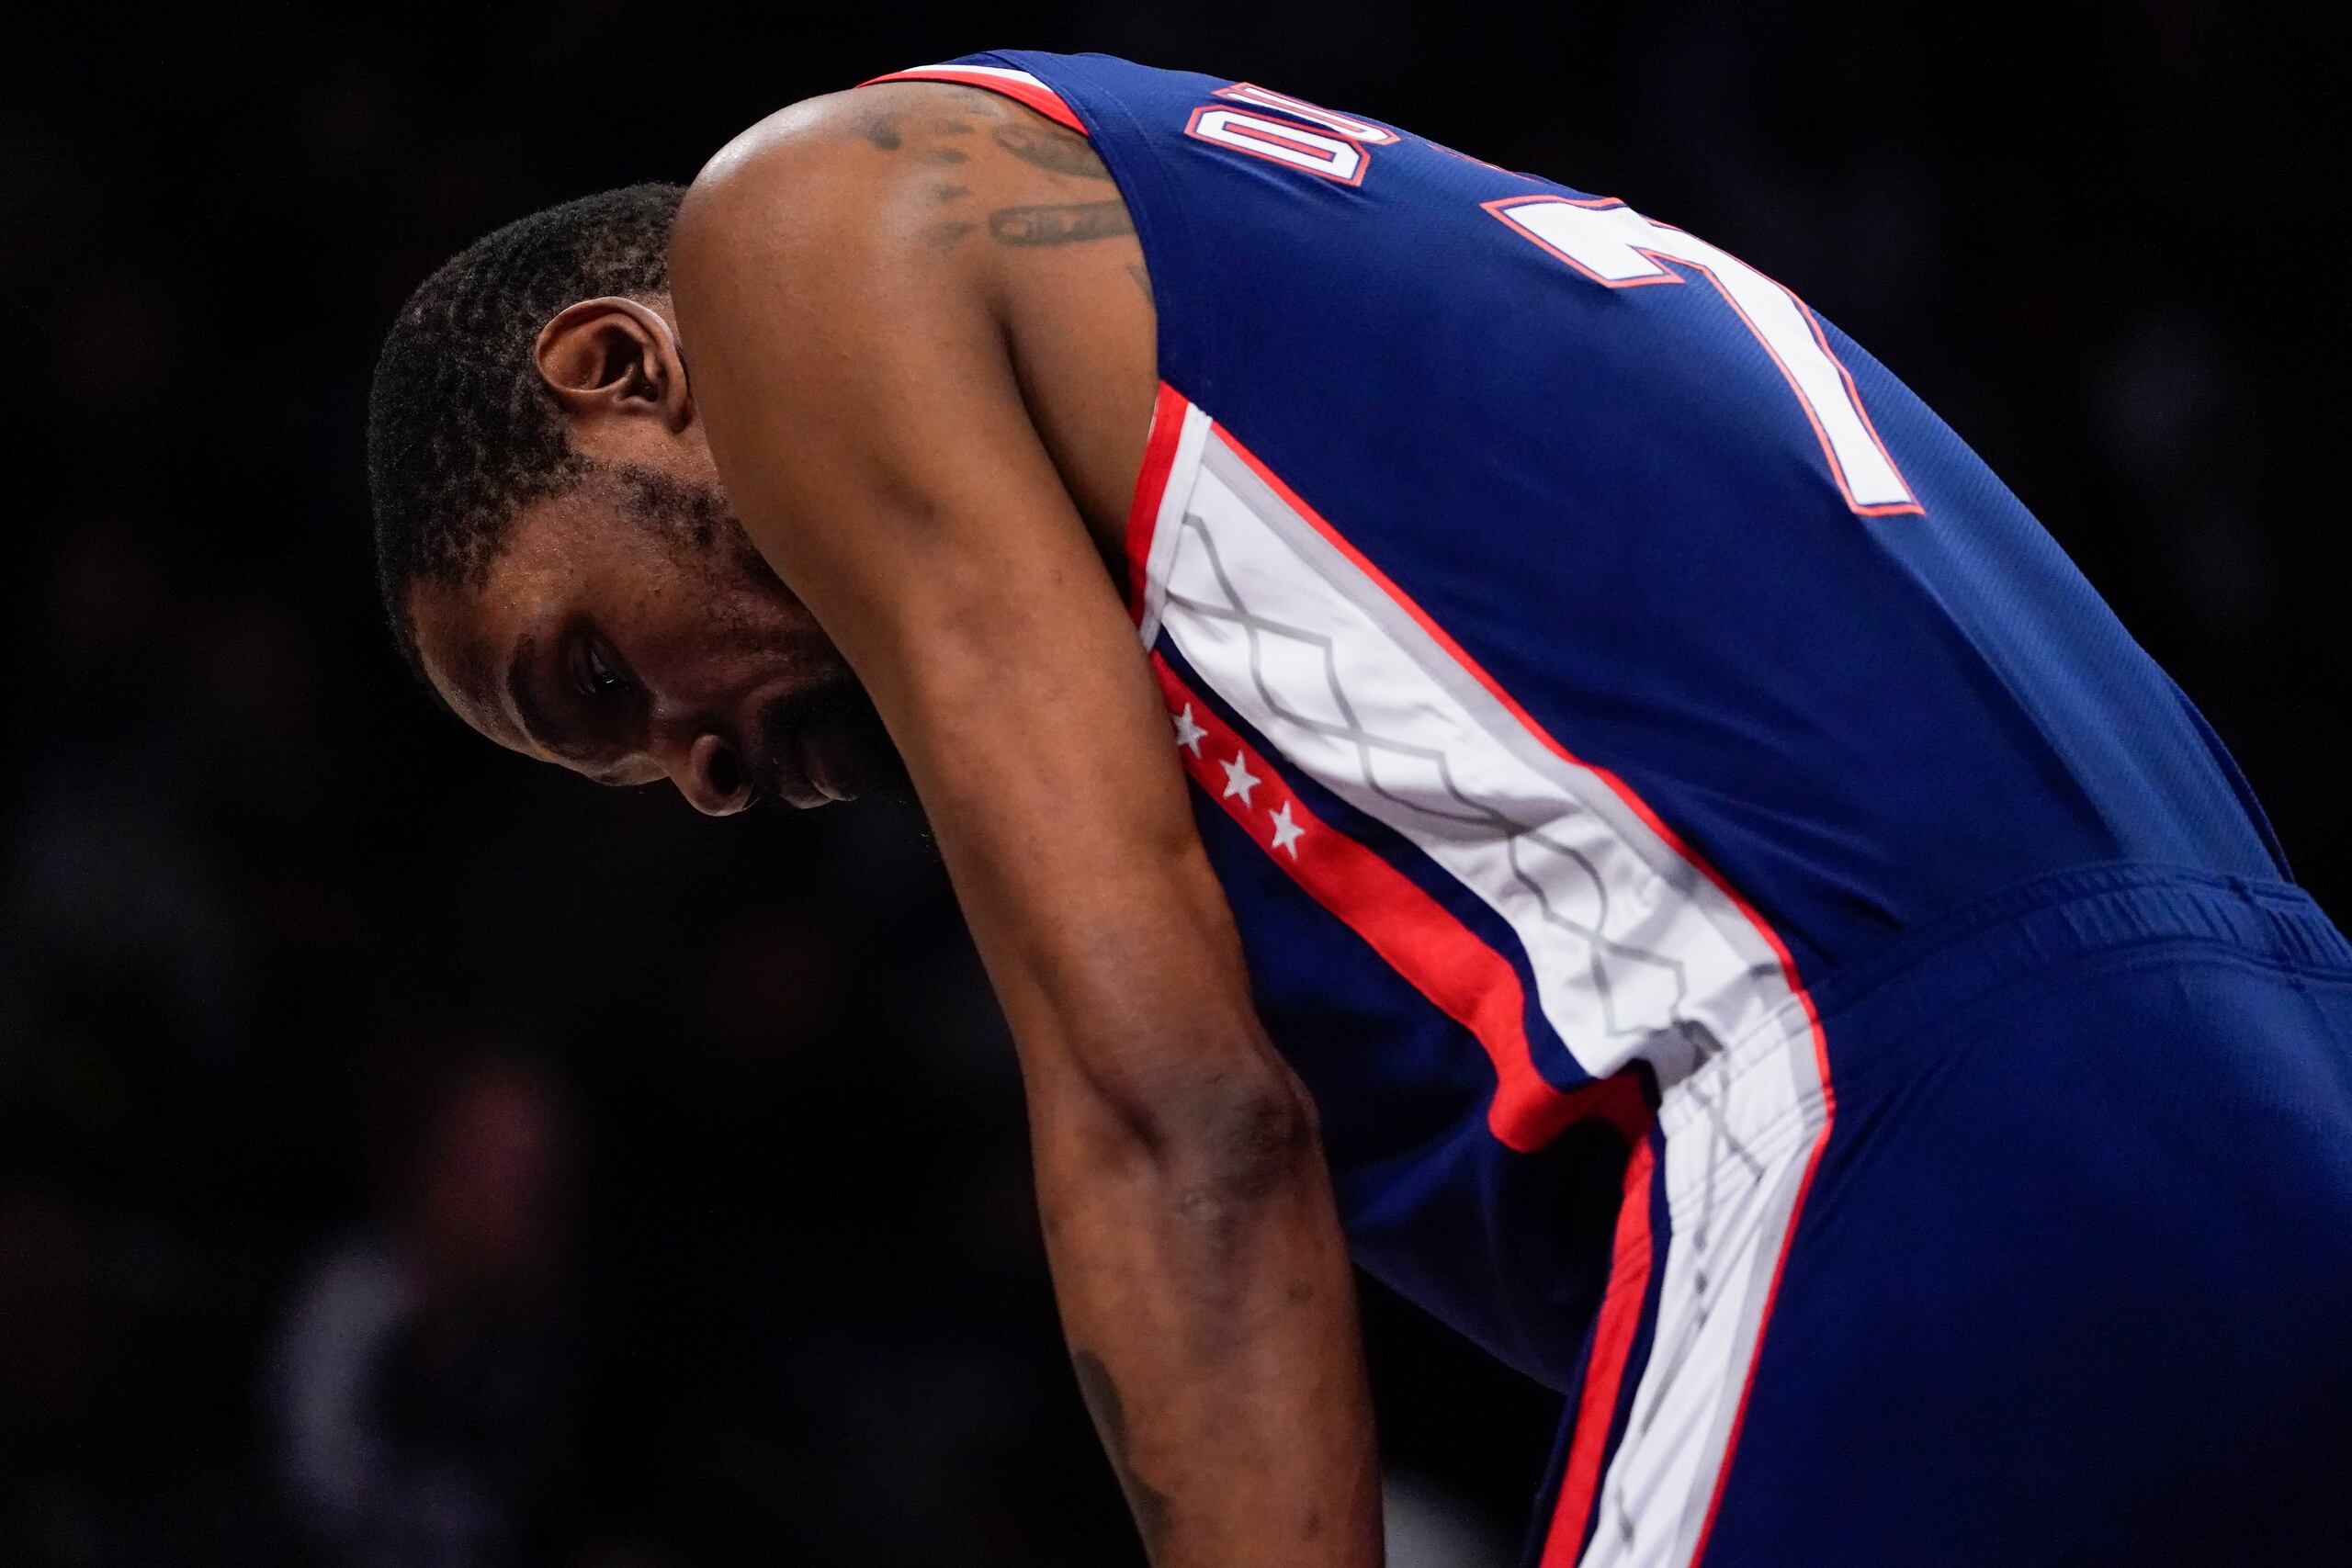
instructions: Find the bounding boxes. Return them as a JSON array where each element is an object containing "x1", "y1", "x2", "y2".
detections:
[{"x1": 665, "y1": 85, "x2": 1381, "y2": 1566}]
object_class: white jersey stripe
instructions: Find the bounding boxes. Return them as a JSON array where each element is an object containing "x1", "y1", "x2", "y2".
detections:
[
  {"x1": 1162, "y1": 426, "x2": 1783, "y2": 1079},
  {"x1": 1134, "y1": 390, "x2": 1834, "y2": 1568}
]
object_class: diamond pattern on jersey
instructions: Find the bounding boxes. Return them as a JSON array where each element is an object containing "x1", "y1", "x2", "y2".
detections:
[
  {"x1": 1127, "y1": 390, "x2": 1834, "y2": 1568},
  {"x1": 1163, "y1": 505, "x2": 1692, "y2": 1043}
]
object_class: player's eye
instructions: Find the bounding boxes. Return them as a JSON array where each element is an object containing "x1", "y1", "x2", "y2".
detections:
[{"x1": 574, "y1": 637, "x2": 628, "y2": 699}]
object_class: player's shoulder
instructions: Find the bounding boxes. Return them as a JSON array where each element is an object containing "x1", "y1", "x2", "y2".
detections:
[
  {"x1": 684, "y1": 82, "x2": 973, "y2": 202},
  {"x1": 674, "y1": 81, "x2": 1055, "y2": 289}
]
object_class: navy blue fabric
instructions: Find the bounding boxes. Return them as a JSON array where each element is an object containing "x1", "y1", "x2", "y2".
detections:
[
  {"x1": 1697, "y1": 865, "x2": 2352, "y2": 1564},
  {"x1": 895, "y1": 57, "x2": 2348, "y2": 1549},
  {"x1": 975, "y1": 50, "x2": 2283, "y2": 980}
]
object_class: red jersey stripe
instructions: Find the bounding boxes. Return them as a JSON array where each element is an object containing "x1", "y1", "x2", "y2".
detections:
[
  {"x1": 1153, "y1": 656, "x2": 1645, "y2": 1152},
  {"x1": 1539, "y1": 1131, "x2": 1660, "y2": 1565},
  {"x1": 860, "y1": 64, "x2": 1089, "y2": 136}
]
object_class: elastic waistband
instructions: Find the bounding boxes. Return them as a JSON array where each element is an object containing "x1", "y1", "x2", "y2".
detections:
[{"x1": 1803, "y1": 862, "x2": 2352, "y2": 1046}]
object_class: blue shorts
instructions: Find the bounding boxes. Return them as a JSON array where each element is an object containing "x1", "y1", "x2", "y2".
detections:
[{"x1": 1532, "y1": 864, "x2": 2352, "y2": 1566}]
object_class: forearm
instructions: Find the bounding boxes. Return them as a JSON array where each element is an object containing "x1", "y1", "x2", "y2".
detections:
[{"x1": 1031, "y1": 1065, "x2": 1383, "y2": 1567}]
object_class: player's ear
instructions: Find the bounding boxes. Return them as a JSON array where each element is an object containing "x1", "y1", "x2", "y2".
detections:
[{"x1": 534, "y1": 297, "x2": 693, "y2": 432}]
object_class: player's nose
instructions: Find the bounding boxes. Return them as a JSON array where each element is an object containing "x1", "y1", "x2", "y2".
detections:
[{"x1": 666, "y1": 729, "x2": 752, "y2": 817}]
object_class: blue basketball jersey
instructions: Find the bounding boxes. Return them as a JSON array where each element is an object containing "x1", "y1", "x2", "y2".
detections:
[{"x1": 860, "y1": 53, "x2": 2290, "y2": 1396}]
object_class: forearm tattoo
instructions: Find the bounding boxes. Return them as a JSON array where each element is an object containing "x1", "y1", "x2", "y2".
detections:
[{"x1": 1071, "y1": 1348, "x2": 1174, "y2": 1551}]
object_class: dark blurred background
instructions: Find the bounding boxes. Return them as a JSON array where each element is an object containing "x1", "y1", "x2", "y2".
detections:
[{"x1": 2, "y1": 3, "x2": 2339, "y2": 1564}]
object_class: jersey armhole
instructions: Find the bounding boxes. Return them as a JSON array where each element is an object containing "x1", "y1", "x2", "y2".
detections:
[{"x1": 859, "y1": 62, "x2": 1089, "y2": 135}]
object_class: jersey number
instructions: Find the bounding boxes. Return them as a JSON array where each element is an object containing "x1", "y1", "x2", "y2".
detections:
[{"x1": 1486, "y1": 195, "x2": 1920, "y2": 515}]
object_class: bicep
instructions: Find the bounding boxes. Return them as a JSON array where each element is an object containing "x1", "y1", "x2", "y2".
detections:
[{"x1": 672, "y1": 127, "x2": 1260, "y2": 1084}]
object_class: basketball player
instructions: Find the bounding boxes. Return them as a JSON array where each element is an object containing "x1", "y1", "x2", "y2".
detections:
[{"x1": 367, "y1": 53, "x2": 2352, "y2": 1567}]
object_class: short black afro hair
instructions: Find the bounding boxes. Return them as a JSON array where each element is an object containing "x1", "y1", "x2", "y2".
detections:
[{"x1": 368, "y1": 183, "x2": 684, "y2": 671}]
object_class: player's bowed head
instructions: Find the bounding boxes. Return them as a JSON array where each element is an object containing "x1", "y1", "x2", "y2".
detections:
[{"x1": 368, "y1": 185, "x2": 895, "y2": 815}]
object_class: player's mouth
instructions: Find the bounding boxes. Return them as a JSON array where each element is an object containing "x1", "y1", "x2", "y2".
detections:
[{"x1": 750, "y1": 680, "x2": 898, "y2": 809}]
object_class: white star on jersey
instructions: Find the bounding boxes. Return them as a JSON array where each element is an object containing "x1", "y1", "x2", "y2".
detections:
[
  {"x1": 1267, "y1": 801, "x2": 1305, "y2": 857},
  {"x1": 1219, "y1": 752, "x2": 1261, "y2": 805},
  {"x1": 1172, "y1": 704, "x2": 1208, "y2": 756}
]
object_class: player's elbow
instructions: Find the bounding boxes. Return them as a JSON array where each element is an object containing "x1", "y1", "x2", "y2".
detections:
[{"x1": 1108, "y1": 1058, "x2": 1325, "y2": 1222}]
